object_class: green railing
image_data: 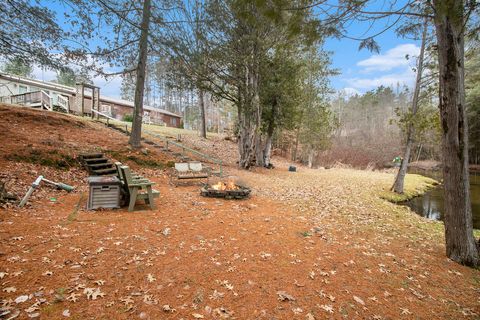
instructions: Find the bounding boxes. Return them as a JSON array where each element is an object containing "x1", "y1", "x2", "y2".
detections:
[{"x1": 92, "y1": 110, "x2": 223, "y2": 176}]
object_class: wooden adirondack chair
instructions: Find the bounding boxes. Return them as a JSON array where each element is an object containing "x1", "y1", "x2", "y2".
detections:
[
  {"x1": 119, "y1": 165, "x2": 159, "y2": 212},
  {"x1": 114, "y1": 162, "x2": 145, "y2": 181}
]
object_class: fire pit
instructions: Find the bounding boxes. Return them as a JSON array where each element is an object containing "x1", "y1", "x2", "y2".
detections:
[{"x1": 201, "y1": 180, "x2": 251, "y2": 199}]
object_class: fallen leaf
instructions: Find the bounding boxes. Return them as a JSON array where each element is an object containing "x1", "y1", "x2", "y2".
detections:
[
  {"x1": 277, "y1": 291, "x2": 296, "y2": 301},
  {"x1": 15, "y1": 295, "x2": 29, "y2": 304},
  {"x1": 353, "y1": 295, "x2": 365, "y2": 305},
  {"x1": 147, "y1": 274, "x2": 156, "y2": 283}
]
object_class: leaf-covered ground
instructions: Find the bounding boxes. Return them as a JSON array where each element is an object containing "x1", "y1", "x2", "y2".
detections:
[{"x1": 1, "y1": 105, "x2": 479, "y2": 319}]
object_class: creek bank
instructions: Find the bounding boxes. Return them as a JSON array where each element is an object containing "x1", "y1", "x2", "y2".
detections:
[{"x1": 379, "y1": 173, "x2": 439, "y2": 203}]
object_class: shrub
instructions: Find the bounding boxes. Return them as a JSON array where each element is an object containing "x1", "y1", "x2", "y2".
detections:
[{"x1": 122, "y1": 114, "x2": 133, "y2": 122}]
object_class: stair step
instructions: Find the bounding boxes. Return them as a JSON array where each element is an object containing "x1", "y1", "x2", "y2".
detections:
[
  {"x1": 92, "y1": 167, "x2": 117, "y2": 175},
  {"x1": 87, "y1": 162, "x2": 113, "y2": 168},
  {"x1": 84, "y1": 157, "x2": 109, "y2": 164},
  {"x1": 80, "y1": 153, "x2": 104, "y2": 159}
]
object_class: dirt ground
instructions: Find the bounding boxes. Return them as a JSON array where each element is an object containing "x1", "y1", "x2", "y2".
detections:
[{"x1": 1, "y1": 105, "x2": 479, "y2": 320}]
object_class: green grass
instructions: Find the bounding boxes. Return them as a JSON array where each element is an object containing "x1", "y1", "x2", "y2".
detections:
[
  {"x1": 4, "y1": 149, "x2": 78, "y2": 170},
  {"x1": 93, "y1": 117, "x2": 221, "y2": 139},
  {"x1": 379, "y1": 174, "x2": 439, "y2": 203},
  {"x1": 143, "y1": 123, "x2": 221, "y2": 139}
]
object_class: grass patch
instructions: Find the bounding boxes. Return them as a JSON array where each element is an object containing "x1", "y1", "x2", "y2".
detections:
[
  {"x1": 379, "y1": 174, "x2": 439, "y2": 203},
  {"x1": 126, "y1": 155, "x2": 165, "y2": 168},
  {"x1": 5, "y1": 149, "x2": 78, "y2": 170},
  {"x1": 105, "y1": 150, "x2": 169, "y2": 169}
]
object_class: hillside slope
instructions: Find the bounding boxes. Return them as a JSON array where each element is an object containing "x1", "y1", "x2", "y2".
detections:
[{"x1": 0, "y1": 104, "x2": 478, "y2": 320}]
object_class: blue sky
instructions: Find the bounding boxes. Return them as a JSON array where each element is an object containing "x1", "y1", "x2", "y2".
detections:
[{"x1": 325, "y1": 27, "x2": 420, "y2": 96}]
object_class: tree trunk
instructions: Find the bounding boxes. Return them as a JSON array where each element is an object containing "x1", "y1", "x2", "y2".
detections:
[
  {"x1": 199, "y1": 88, "x2": 207, "y2": 138},
  {"x1": 238, "y1": 111, "x2": 257, "y2": 168},
  {"x1": 307, "y1": 149, "x2": 314, "y2": 168},
  {"x1": 237, "y1": 60, "x2": 261, "y2": 169},
  {"x1": 263, "y1": 134, "x2": 273, "y2": 167},
  {"x1": 433, "y1": 0, "x2": 479, "y2": 266},
  {"x1": 392, "y1": 137, "x2": 412, "y2": 192},
  {"x1": 261, "y1": 101, "x2": 276, "y2": 167},
  {"x1": 292, "y1": 127, "x2": 300, "y2": 161},
  {"x1": 128, "y1": 0, "x2": 151, "y2": 148},
  {"x1": 392, "y1": 18, "x2": 427, "y2": 194}
]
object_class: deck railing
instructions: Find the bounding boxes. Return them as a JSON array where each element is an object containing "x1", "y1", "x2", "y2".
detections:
[
  {"x1": 57, "y1": 95, "x2": 69, "y2": 111},
  {"x1": 7, "y1": 91, "x2": 52, "y2": 110}
]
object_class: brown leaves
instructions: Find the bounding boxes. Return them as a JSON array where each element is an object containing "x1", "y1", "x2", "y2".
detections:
[
  {"x1": 353, "y1": 295, "x2": 365, "y2": 306},
  {"x1": 66, "y1": 293, "x2": 80, "y2": 303},
  {"x1": 83, "y1": 288, "x2": 105, "y2": 300},
  {"x1": 277, "y1": 291, "x2": 295, "y2": 302},
  {"x1": 146, "y1": 274, "x2": 156, "y2": 283}
]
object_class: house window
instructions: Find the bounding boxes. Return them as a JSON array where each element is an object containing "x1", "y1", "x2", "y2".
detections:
[{"x1": 19, "y1": 85, "x2": 27, "y2": 94}]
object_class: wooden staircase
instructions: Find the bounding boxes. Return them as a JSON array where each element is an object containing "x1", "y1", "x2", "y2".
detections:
[{"x1": 79, "y1": 153, "x2": 117, "y2": 176}]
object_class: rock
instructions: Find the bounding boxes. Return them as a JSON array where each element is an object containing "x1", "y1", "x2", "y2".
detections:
[
  {"x1": 139, "y1": 312, "x2": 148, "y2": 319},
  {"x1": 62, "y1": 309, "x2": 70, "y2": 317}
]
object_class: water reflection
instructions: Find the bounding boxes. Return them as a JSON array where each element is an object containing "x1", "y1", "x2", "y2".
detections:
[{"x1": 403, "y1": 171, "x2": 480, "y2": 229}]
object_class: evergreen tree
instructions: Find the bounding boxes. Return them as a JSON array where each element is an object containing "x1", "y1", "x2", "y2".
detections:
[
  {"x1": 56, "y1": 68, "x2": 76, "y2": 87},
  {"x1": 2, "y1": 57, "x2": 33, "y2": 77}
]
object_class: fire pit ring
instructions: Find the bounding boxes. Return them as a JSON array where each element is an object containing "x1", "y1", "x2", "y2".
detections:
[{"x1": 200, "y1": 181, "x2": 251, "y2": 199}]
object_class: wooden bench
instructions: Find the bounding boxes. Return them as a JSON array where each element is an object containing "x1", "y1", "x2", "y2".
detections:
[
  {"x1": 173, "y1": 162, "x2": 209, "y2": 184},
  {"x1": 119, "y1": 166, "x2": 159, "y2": 212}
]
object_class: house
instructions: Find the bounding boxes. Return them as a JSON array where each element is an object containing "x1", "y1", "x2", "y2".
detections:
[{"x1": 0, "y1": 72, "x2": 183, "y2": 127}]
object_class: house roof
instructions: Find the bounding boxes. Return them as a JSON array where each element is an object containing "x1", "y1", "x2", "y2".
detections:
[
  {"x1": 99, "y1": 96, "x2": 182, "y2": 118},
  {"x1": 0, "y1": 72, "x2": 182, "y2": 118},
  {"x1": 0, "y1": 72, "x2": 76, "y2": 95}
]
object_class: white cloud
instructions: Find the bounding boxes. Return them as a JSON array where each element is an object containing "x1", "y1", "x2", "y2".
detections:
[
  {"x1": 357, "y1": 43, "x2": 420, "y2": 73},
  {"x1": 339, "y1": 43, "x2": 421, "y2": 92},
  {"x1": 345, "y1": 67, "x2": 416, "y2": 90},
  {"x1": 31, "y1": 66, "x2": 58, "y2": 81}
]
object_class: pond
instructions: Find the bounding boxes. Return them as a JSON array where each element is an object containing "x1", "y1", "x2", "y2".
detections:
[{"x1": 403, "y1": 170, "x2": 480, "y2": 229}]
